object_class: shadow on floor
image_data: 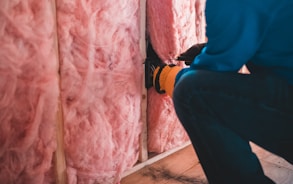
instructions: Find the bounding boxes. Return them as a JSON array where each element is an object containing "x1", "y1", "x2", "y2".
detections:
[{"x1": 142, "y1": 166, "x2": 208, "y2": 184}]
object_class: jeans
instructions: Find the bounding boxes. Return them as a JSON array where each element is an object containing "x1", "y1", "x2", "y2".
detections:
[{"x1": 172, "y1": 70, "x2": 293, "y2": 184}]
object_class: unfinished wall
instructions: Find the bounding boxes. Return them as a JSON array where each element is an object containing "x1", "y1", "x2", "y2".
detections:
[
  {"x1": 0, "y1": 0, "x2": 144, "y2": 183},
  {"x1": 0, "y1": 0, "x2": 59, "y2": 183},
  {"x1": 56, "y1": 0, "x2": 144, "y2": 183},
  {"x1": 0, "y1": 0, "x2": 207, "y2": 183},
  {"x1": 147, "y1": 0, "x2": 206, "y2": 153}
]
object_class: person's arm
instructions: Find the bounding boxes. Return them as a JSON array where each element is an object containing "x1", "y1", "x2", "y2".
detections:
[
  {"x1": 153, "y1": 0, "x2": 272, "y2": 96},
  {"x1": 190, "y1": 0, "x2": 267, "y2": 72}
]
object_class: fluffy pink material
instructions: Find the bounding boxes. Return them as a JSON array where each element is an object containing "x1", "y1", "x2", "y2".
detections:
[
  {"x1": 147, "y1": 0, "x2": 206, "y2": 63},
  {"x1": 0, "y1": 0, "x2": 59, "y2": 183},
  {"x1": 0, "y1": 0, "x2": 206, "y2": 183},
  {"x1": 147, "y1": 89, "x2": 189, "y2": 153},
  {"x1": 56, "y1": 0, "x2": 143, "y2": 183},
  {"x1": 147, "y1": 0, "x2": 206, "y2": 153}
]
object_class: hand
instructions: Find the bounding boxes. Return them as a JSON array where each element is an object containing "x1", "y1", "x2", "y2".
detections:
[
  {"x1": 153, "y1": 64, "x2": 182, "y2": 97},
  {"x1": 177, "y1": 43, "x2": 206, "y2": 65}
]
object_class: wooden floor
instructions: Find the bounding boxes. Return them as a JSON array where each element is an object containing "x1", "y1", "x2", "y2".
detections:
[{"x1": 121, "y1": 143, "x2": 293, "y2": 184}]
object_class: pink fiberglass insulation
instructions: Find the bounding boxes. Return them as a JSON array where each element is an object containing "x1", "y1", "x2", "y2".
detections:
[
  {"x1": 147, "y1": 0, "x2": 206, "y2": 63},
  {"x1": 0, "y1": 0, "x2": 59, "y2": 183},
  {"x1": 56, "y1": 0, "x2": 143, "y2": 183},
  {"x1": 147, "y1": 89, "x2": 189, "y2": 153},
  {"x1": 147, "y1": 0, "x2": 206, "y2": 153}
]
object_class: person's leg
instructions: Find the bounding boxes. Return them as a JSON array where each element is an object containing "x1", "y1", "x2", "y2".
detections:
[{"x1": 173, "y1": 70, "x2": 293, "y2": 184}]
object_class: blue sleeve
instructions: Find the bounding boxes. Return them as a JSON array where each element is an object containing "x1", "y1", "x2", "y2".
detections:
[{"x1": 190, "y1": 0, "x2": 270, "y2": 72}]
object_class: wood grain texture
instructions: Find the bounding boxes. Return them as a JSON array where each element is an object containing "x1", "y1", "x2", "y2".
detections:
[{"x1": 122, "y1": 143, "x2": 293, "y2": 184}]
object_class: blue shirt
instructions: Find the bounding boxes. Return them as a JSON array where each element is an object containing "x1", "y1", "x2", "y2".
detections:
[{"x1": 178, "y1": 0, "x2": 293, "y2": 84}]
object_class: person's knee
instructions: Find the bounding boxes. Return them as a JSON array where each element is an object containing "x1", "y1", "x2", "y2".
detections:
[
  {"x1": 172, "y1": 70, "x2": 206, "y2": 120},
  {"x1": 173, "y1": 69, "x2": 224, "y2": 120},
  {"x1": 173, "y1": 70, "x2": 194, "y2": 106},
  {"x1": 173, "y1": 70, "x2": 207, "y2": 102}
]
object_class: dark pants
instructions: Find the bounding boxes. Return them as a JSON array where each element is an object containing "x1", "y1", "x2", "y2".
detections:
[{"x1": 172, "y1": 70, "x2": 293, "y2": 184}]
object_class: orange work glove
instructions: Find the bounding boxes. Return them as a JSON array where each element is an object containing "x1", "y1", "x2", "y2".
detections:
[{"x1": 153, "y1": 64, "x2": 182, "y2": 97}]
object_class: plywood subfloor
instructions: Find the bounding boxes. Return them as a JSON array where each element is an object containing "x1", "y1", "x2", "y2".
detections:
[{"x1": 121, "y1": 143, "x2": 293, "y2": 184}]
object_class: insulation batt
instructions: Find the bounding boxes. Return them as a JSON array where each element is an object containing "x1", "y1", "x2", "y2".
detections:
[
  {"x1": 147, "y1": 89, "x2": 189, "y2": 153},
  {"x1": 56, "y1": 0, "x2": 143, "y2": 183},
  {"x1": 0, "y1": 0, "x2": 59, "y2": 183},
  {"x1": 147, "y1": 0, "x2": 206, "y2": 153}
]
